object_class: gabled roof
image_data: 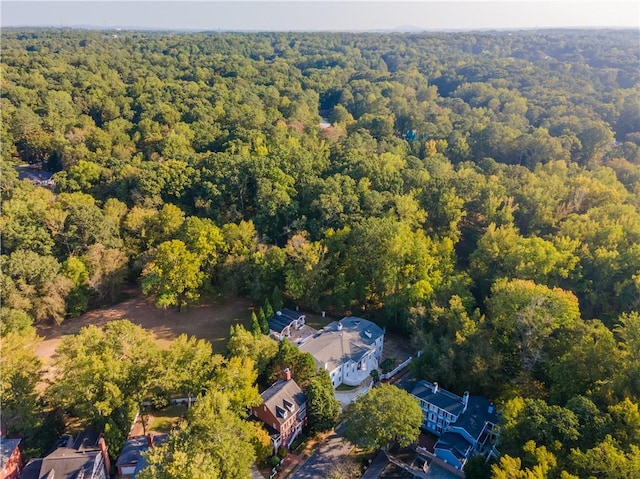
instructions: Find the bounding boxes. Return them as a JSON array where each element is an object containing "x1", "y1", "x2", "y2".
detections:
[
  {"x1": 17, "y1": 429, "x2": 105, "y2": 479},
  {"x1": 411, "y1": 381, "x2": 465, "y2": 416},
  {"x1": 435, "y1": 432, "x2": 472, "y2": 462},
  {"x1": 269, "y1": 308, "x2": 305, "y2": 334},
  {"x1": 299, "y1": 317, "x2": 383, "y2": 371},
  {"x1": 260, "y1": 378, "x2": 306, "y2": 427}
]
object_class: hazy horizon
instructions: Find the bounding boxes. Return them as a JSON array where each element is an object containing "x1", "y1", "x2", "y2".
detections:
[{"x1": 2, "y1": 1, "x2": 639, "y2": 32}]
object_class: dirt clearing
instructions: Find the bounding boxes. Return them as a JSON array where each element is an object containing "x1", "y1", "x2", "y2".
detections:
[{"x1": 35, "y1": 293, "x2": 253, "y2": 363}]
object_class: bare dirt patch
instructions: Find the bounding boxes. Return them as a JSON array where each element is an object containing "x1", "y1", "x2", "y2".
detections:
[{"x1": 35, "y1": 293, "x2": 254, "y2": 364}]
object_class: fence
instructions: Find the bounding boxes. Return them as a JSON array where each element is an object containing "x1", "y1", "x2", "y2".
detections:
[
  {"x1": 380, "y1": 356, "x2": 412, "y2": 380},
  {"x1": 415, "y1": 447, "x2": 466, "y2": 479}
]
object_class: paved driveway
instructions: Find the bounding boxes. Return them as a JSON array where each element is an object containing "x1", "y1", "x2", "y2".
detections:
[{"x1": 289, "y1": 423, "x2": 353, "y2": 479}]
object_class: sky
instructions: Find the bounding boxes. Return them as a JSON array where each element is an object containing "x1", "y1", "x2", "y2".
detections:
[{"x1": 2, "y1": 1, "x2": 639, "y2": 31}]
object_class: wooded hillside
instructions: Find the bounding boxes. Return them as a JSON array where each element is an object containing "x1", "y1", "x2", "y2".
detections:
[{"x1": 2, "y1": 29, "x2": 639, "y2": 478}]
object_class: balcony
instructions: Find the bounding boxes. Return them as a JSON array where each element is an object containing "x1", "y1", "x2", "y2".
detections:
[{"x1": 343, "y1": 367, "x2": 372, "y2": 386}]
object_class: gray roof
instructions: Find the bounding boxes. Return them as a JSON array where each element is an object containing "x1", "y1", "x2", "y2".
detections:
[
  {"x1": 260, "y1": 378, "x2": 306, "y2": 426},
  {"x1": 17, "y1": 429, "x2": 105, "y2": 479},
  {"x1": 1, "y1": 438, "x2": 21, "y2": 469},
  {"x1": 269, "y1": 308, "x2": 304, "y2": 334},
  {"x1": 435, "y1": 432, "x2": 472, "y2": 462},
  {"x1": 454, "y1": 396, "x2": 499, "y2": 441},
  {"x1": 35, "y1": 451, "x2": 101, "y2": 479},
  {"x1": 299, "y1": 317, "x2": 383, "y2": 371},
  {"x1": 118, "y1": 435, "x2": 168, "y2": 479},
  {"x1": 411, "y1": 381, "x2": 465, "y2": 416}
]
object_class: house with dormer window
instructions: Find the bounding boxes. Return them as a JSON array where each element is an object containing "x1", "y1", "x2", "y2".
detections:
[
  {"x1": 411, "y1": 381, "x2": 500, "y2": 471},
  {"x1": 251, "y1": 369, "x2": 307, "y2": 453},
  {"x1": 298, "y1": 317, "x2": 384, "y2": 388}
]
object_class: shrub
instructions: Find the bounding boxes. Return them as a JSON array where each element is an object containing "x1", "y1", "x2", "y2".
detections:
[{"x1": 277, "y1": 446, "x2": 288, "y2": 459}]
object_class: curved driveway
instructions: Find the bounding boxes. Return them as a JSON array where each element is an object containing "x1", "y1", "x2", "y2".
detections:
[{"x1": 289, "y1": 423, "x2": 353, "y2": 479}]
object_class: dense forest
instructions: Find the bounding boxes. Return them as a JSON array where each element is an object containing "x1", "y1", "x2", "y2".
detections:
[{"x1": 1, "y1": 29, "x2": 640, "y2": 478}]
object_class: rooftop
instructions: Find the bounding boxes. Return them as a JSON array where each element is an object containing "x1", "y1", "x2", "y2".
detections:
[
  {"x1": 18, "y1": 429, "x2": 106, "y2": 479},
  {"x1": 299, "y1": 317, "x2": 383, "y2": 371},
  {"x1": 454, "y1": 396, "x2": 499, "y2": 440},
  {"x1": 260, "y1": 378, "x2": 306, "y2": 425},
  {"x1": 435, "y1": 432, "x2": 472, "y2": 462},
  {"x1": 411, "y1": 381, "x2": 465, "y2": 416},
  {"x1": 269, "y1": 308, "x2": 305, "y2": 334}
]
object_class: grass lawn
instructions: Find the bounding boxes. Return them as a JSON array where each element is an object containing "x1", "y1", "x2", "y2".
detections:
[
  {"x1": 336, "y1": 383, "x2": 358, "y2": 391},
  {"x1": 132, "y1": 403, "x2": 189, "y2": 435},
  {"x1": 36, "y1": 292, "x2": 254, "y2": 363}
]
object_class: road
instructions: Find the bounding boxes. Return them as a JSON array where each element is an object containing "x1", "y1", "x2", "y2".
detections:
[{"x1": 289, "y1": 423, "x2": 353, "y2": 479}]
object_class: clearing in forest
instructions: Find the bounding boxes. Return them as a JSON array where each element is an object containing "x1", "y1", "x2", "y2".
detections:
[{"x1": 35, "y1": 293, "x2": 253, "y2": 363}]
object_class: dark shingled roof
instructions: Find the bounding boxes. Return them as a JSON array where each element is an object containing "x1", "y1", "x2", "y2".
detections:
[
  {"x1": 435, "y1": 432, "x2": 472, "y2": 462},
  {"x1": 269, "y1": 308, "x2": 304, "y2": 334},
  {"x1": 411, "y1": 380, "x2": 465, "y2": 416},
  {"x1": 454, "y1": 396, "x2": 499, "y2": 441},
  {"x1": 17, "y1": 429, "x2": 106, "y2": 479}
]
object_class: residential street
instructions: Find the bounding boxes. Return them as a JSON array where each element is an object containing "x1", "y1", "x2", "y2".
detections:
[{"x1": 289, "y1": 423, "x2": 353, "y2": 479}]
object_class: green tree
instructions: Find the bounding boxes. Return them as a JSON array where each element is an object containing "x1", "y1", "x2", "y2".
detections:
[
  {"x1": 250, "y1": 311, "x2": 262, "y2": 337},
  {"x1": 164, "y1": 334, "x2": 220, "y2": 404},
  {"x1": 226, "y1": 324, "x2": 278, "y2": 377},
  {"x1": 500, "y1": 397, "x2": 580, "y2": 458},
  {"x1": 271, "y1": 286, "x2": 284, "y2": 312},
  {"x1": 258, "y1": 307, "x2": 269, "y2": 335},
  {"x1": 306, "y1": 370, "x2": 341, "y2": 433},
  {"x1": 142, "y1": 240, "x2": 204, "y2": 310},
  {"x1": 570, "y1": 435, "x2": 640, "y2": 479},
  {"x1": 0, "y1": 331, "x2": 42, "y2": 435},
  {"x1": 268, "y1": 339, "x2": 316, "y2": 388},
  {"x1": 48, "y1": 320, "x2": 162, "y2": 430},
  {"x1": 263, "y1": 298, "x2": 274, "y2": 321},
  {"x1": 344, "y1": 384, "x2": 422, "y2": 450},
  {"x1": 210, "y1": 356, "x2": 262, "y2": 416},
  {"x1": 138, "y1": 392, "x2": 257, "y2": 479}
]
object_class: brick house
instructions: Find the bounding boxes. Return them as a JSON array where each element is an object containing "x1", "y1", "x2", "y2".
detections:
[
  {"x1": 0, "y1": 438, "x2": 23, "y2": 479},
  {"x1": 251, "y1": 370, "x2": 307, "y2": 453}
]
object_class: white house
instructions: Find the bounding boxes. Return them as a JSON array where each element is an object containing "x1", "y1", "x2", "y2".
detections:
[{"x1": 298, "y1": 317, "x2": 384, "y2": 388}]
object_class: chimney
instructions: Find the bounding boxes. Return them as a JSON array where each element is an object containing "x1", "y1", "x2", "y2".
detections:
[
  {"x1": 463, "y1": 391, "x2": 469, "y2": 413},
  {"x1": 337, "y1": 322, "x2": 343, "y2": 331},
  {"x1": 283, "y1": 368, "x2": 292, "y2": 381},
  {"x1": 433, "y1": 382, "x2": 439, "y2": 393},
  {"x1": 147, "y1": 434, "x2": 154, "y2": 448},
  {"x1": 488, "y1": 402, "x2": 495, "y2": 414}
]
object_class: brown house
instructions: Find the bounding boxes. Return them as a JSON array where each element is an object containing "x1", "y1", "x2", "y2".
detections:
[
  {"x1": 251, "y1": 369, "x2": 307, "y2": 453},
  {"x1": 0, "y1": 438, "x2": 23, "y2": 479}
]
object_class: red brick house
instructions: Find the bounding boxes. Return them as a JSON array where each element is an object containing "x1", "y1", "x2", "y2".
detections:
[
  {"x1": 0, "y1": 437, "x2": 23, "y2": 479},
  {"x1": 251, "y1": 370, "x2": 307, "y2": 453}
]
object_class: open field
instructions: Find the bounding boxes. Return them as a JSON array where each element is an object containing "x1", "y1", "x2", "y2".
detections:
[{"x1": 35, "y1": 293, "x2": 253, "y2": 363}]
